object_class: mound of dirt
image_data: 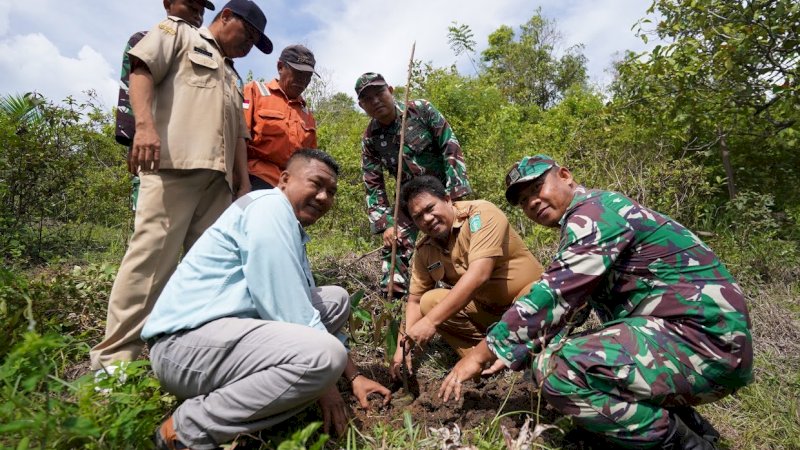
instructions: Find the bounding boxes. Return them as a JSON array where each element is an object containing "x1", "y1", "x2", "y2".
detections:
[{"x1": 344, "y1": 350, "x2": 558, "y2": 437}]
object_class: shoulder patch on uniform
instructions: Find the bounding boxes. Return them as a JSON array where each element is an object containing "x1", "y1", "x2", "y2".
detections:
[
  {"x1": 427, "y1": 261, "x2": 442, "y2": 272},
  {"x1": 158, "y1": 23, "x2": 177, "y2": 35},
  {"x1": 469, "y1": 213, "x2": 482, "y2": 233},
  {"x1": 256, "y1": 81, "x2": 270, "y2": 97}
]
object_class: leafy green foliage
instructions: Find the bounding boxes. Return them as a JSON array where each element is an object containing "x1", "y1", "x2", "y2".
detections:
[
  {"x1": 0, "y1": 333, "x2": 167, "y2": 449},
  {"x1": 481, "y1": 9, "x2": 588, "y2": 110},
  {"x1": 614, "y1": 0, "x2": 800, "y2": 205},
  {"x1": 0, "y1": 4, "x2": 799, "y2": 449},
  {"x1": 0, "y1": 92, "x2": 129, "y2": 265},
  {"x1": 0, "y1": 263, "x2": 115, "y2": 360},
  {"x1": 348, "y1": 289, "x2": 402, "y2": 362},
  {"x1": 275, "y1": 422, "x2": 329, "y2": 450}
]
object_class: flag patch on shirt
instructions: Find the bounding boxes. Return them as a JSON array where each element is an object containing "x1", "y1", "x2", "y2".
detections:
[
  {"x1": 469, "y1": 214, "x2": 482, "y2": 232},
  {"x1": 243, "y1": 99, "x2": 250, "y2": 109}
]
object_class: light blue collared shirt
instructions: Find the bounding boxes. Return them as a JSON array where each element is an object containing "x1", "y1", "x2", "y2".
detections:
[{"x1": 142, "y1": 189, "x2": 326, "y2": 339}]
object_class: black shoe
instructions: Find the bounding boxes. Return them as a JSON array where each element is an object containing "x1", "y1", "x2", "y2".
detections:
[
  {"x1": 669, "y1": 406, "x2": 721, "y2": 444},
  {"x1": 662, "y1": 412, "x2": 717, "y2": 450}
]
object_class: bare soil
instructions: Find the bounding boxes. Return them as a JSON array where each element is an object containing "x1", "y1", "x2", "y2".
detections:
[{"x1": 347, "y1": 354, "x2": 547, "y2": 433}]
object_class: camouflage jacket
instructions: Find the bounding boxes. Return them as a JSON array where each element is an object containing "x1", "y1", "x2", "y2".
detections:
[
  {"x1": 487, "y1": 187, "x2": 752, "y2": 371},
  {"x1": 361, "y1": 99, "x2": 472, "y2": 233},
  {"x1": 115, "y1": 31, "x2": 146, "y2": 146}
]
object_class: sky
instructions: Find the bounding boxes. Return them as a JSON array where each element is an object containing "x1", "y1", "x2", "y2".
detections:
[{"x1": 0, "y1": 0, "x2": 656, "y2": 110}]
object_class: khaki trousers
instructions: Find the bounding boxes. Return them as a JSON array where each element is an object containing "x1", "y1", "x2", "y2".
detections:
[
  {"x1": 420, "y1": 281, "x2": 536, "y2": 357},
  {"x1": 90, "y1": 169, "x2": 230, "y2": 370}
]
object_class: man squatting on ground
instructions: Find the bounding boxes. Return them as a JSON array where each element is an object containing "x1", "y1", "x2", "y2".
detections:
[
  {"x1": 144, "y1": 150, "x2": 392, "y2": 449},
  {"x1": 90, "y1": 0, "x2": 270, "y2": 372},
  {"x1": 390, "y1": 175, "x2": 544, "y2": 379},
  {"x1": 244, "y1": 44, "x2": 318, "y2": 190},
  {"x1": 356, "y1": 72, "x2": 472, "y2": 298},
  {"x1": 439, "y1": 155, "x2": 753, "y2": 449},
  {"x1": 114, "y1": 0, "x2": 218, "y2": 214}
]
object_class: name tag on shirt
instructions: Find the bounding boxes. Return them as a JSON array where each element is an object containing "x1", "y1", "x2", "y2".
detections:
[{"x1": 193, "y1": 46, "x2": 212, "y2": 57}]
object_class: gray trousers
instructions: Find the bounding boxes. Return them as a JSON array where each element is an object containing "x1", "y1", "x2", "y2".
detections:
[{"x1": 149, "y1": 286, "x2": 350, "y2": 449}]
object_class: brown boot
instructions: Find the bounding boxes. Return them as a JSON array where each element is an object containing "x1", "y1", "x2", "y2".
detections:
[{"x1": 154, "y1": 416, "x2": 191, "y2": 450}]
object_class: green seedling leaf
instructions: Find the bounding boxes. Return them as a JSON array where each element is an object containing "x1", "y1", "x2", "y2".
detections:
[
  {"x1": 349, "y1": 290, "x2": 365, "y2": 308},
  {"x1": 353, "y1": 308, "x2": 372, "y2": 324}
]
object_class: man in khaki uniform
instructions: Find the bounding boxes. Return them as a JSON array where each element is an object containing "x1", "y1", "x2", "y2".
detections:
[
  {"x1": 90, "y1": 0, "x2": 273, "y2": 373},
  {"x1": 390, "y1": 175, "x2": 543, "y2": 378}
]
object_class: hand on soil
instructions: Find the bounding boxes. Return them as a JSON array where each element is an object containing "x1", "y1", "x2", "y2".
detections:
[
  {"x1": 390, "y1": 342, "x2": 413, "y2": 380},
  {"x1": 352, "y1": 375, "x2": 392, "y2": 409},
  {"x1": 438, "y1": 355, "x2": 484, "y2": 402},
  {"x1": 318, "y1": 386, "x2": 349, "y2": 436}
]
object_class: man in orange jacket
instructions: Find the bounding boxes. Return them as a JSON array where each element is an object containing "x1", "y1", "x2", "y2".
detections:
[{"x1": 243, "y1": 44, "x2": 318, "y2": 189}]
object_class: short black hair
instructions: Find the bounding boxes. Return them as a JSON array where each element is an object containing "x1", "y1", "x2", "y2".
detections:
[
  {"x1": 399, "y1": 176, "x2": 447, "y2": 218},
  {"x1": 286, "y1": 148, "x2": 340, "y2": 175}
]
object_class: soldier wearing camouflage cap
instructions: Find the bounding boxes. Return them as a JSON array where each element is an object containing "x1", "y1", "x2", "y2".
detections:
[
  {"x1": 355, "y1": 72, "x2": 472, "y2": 299},
  {"x1": 440, "y1": 155, "x2": 753, "y2": 449}
]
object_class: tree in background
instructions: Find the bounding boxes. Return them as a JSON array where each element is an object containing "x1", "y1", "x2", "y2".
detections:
[
  {"x1": 480, "y1": 9, "x2": 588, "y2": 110},
  {"x1": 613, "y1": 0, "x2": 800, "y2": 203},
  {"x1": 0, "y1": 92, "x2": 128, "y2": 264}
]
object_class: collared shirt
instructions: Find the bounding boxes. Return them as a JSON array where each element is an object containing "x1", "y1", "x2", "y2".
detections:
[
  {"x1": 128, "y1": 17, "x2": 248, "y2": 187},
  {"x1": 409, "y1": 200, "x2": 542, "y2": 311},
  {"x1": 487, "y1": 187, "x2": 753, "y2": 373},
  {"x1": 141, "y1": 189, "x2": 326, "y2": 340},
  {"x1": 361, "y1": 99, "x2": 472, "y2": 233},
  {"x1": 244, "y1": 79, "x2": 317, "y2": 186}
]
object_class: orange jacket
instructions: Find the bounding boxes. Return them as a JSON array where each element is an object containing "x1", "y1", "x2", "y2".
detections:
[{"x1": 243, "y1": 79, "x2": 317, "y2": 186}]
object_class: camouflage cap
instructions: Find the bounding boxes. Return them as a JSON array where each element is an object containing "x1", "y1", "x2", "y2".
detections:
[
  {"x1": 354, "y1": 72, "x2": 388, "y2": 98},
  {"x1": 504, "y1": 154, "x2": 557, "y2": 205}
]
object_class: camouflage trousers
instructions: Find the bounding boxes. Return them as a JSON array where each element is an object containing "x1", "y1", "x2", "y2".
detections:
[
  {"x1": 532, "y1": 316, "x2": 753, "y2": 448},
  {"x1": 379, "y1": 209, "x2": 418, "y2": 297}
]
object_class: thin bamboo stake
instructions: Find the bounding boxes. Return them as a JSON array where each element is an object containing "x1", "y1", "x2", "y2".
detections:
[{"x1": 386, "y1": 41, "x2": 416, "y2": 301}]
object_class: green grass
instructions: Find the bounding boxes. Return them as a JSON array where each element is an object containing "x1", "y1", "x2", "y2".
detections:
[
  {"x1": 708, "y1": 358, "x2": 800, "y2": 449},
  {"x1": 1, "y1": 225, "x2": 798, "y2": 449}
]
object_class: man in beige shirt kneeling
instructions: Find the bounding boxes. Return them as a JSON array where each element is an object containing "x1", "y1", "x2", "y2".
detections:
[{"x1": 390, "y1": 175, "x2": 543, "y2": 378}]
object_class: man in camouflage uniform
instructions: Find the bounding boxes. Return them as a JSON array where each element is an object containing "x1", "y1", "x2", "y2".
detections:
[
  {"x1": 439, "y1": 155, "x2": 753, "y2": 449},
  {"x1": 356, "y1": 72, "x2": 472, "y2": 298},
  {"x1": 115, "y1": 0, "x2": 216, "y2": 212}
]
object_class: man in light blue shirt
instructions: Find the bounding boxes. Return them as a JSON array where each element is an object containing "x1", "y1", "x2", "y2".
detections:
[{"x1": 144, "y1": 149, "x2": 391, "y2": 449}]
